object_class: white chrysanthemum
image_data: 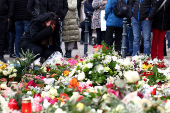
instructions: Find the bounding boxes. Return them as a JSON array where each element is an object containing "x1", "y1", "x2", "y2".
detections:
[
  {"x1": 96, "y1": 64, "x2": 104, "y2": 73},
  {"x1": 115, "y1": 64, "x2": 121, "y2": 71},
  {"x1": 86, "y1": 63, "x2": 93, "y2": 69},
  {"x1": 117, "y1": 59, "x2": 124, "y2": 65},
  {"x1": 104, "y1": 67, "x2": 110, "y2": 72},
  {"x1": 112, "y1": 56, "x2": 117, "y2": 61},
  {"x1": 123, "y1": 58, "x2": 131, "y2": 66},
  {"x1": 124, "y1": 71, "x2": 140, "y2": 83},
  {"x1": 78, "y1": 72, "x2": 85, "y2": 81}
]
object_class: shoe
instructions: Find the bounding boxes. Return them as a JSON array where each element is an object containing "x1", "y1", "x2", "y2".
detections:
[
  {"x1": 66, "y1": 50, "x2": 71, "y2": 58},
  {"x1": 80, "y1": 40, "x2": 84, "y2": 45},
  {"x1": 10, "y1": 54, "x2": 16, "y2": 58},
  {"x1": 0, "y1": 56, "x2": 6, "y2": 63},
  {"x1": 64, "y1": 50, "x2": 68, "y2": 57},
  {"x1": 126, "y1": 52, "x2": 132, "y2": 56}
]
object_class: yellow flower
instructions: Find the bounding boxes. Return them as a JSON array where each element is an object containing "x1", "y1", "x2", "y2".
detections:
[
  {"x1": 139, "y1": 98, "x2": 151, "y2": 111},
  {"x1": 64, "y1": 70, "x2": 69, "y2": 76},
  {"x1": 76, "y1": 103, "x2": 84, "y2": 111},
  {"x1": 142, "y1": 64, "x2": 147, "y2": 69}
]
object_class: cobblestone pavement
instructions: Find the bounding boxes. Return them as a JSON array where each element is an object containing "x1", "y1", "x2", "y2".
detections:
[{"x1": 4, "y1": 41, "x2": 170, "y2": 62}]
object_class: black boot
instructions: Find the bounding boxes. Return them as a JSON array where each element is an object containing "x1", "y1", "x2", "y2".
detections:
[
  {"x1": 0, "y1": 56, "x2": 6, "y2": 63},
  {"x1": 66, "y1": 50, "x2": 71, "y2": 58},
  {"x1": 89, "y1": 36, "x2": 93, "y2": 45},
  {"x1": 64, "y1": 50, "x2": 68, "y2": 57}
]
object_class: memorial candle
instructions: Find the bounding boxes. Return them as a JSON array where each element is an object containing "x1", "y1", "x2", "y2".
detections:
[{"x1": 22, "y1": 98, "x2": 32, "y2": 113}]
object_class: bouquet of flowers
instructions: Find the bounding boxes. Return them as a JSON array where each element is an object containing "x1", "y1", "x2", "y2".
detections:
[{"x1": 22, "y1": 74, "x2": 44, "y2": 84}]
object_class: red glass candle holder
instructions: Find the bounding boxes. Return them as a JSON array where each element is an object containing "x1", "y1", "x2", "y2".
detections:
[
  {"x1": 8, "y1": 99, "x2": 18, "y2": 111},
  {"x1": 22, "y1": 98, "x2": 32, "y2": 113}
]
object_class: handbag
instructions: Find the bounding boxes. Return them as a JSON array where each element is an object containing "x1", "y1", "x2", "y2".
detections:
[
  {"x1": 157, "y1": 0, "x2": 167, "y2": 13},
  {"x1": 79, "y1": 3, "x2": 86, "y2": 23}
]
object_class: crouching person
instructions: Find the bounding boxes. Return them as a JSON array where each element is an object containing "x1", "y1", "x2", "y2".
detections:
[{"x1": 18, "y1": 12, "x2": 62, "y2": 60}]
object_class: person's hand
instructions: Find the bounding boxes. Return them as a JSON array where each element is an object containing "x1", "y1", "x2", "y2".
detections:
[
  {"x1": 8, "y1": 19, "x2": 10, "y2": 22},
  {"x1": 103, "y1": 1, "x2": 107, "y2": 5},
  {"x1": 146, "y1": 18, "x2": 149, "y2": 21}
]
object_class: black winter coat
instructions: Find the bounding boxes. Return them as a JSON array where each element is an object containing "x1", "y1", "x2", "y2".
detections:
[
  {"x1": 129, "y1": 0, "x2": 159, "y2": 21},
  {"x1": 27, "y1": 0, "x2": 68, "y2": 20},
  {"x1": 0, "y1": 0, "x2": 11, "y2": 19},
  {"x1": 152, "y1": 0, "x2": 170, "y2": 30},
  {"x1": 9, "y1": 0, "x2": 31, "y2": 21}
]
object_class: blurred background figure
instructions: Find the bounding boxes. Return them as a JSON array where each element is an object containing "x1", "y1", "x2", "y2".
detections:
[
  {"x1": 151, "y1": 0, "x2": 170, "y2": 60},
  {"x1": 9, "y1": 0, "x2": 31, "y2": 57},
  {"x1": 62, "y1": 0, "x2": 80, "y2": 58},
  {"x1": 0, "y1": 0, "x2": 11, "y2": 63},
  {"x1": 92, "y1": 0, "x2": 107, "y2": 45},
  {"x1": 80, "y1": 0, "x2": 94, "y2": 45}
]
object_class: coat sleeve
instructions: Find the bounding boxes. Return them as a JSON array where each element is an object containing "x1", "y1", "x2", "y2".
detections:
[
  {"x1": 105, "y1": 0, "x2": 112, "y2": 20},
  {"x1": 128, "y1": 0, "x2": 134, "y2": 18},
  {"x1": 30, "y1": 23, "x2": 53, "y2": 43},
  {"x1": 60, "y1": 0, "x2": 68, "y2": 20},
  {"x1": 68, "y1": 0, "x2": 77, "y2": 11},
  {"x1": 92, "y1": 0, "x2": 103, "y2": 9},
  {"x1": 148, "y1": 0, "x2": 159, "y2": 21},
  {"x1": 27, "y1": 0, "x2": 35, "y2": 17}
]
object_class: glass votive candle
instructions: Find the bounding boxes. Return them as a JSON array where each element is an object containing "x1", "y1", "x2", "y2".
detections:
[
  {"x1": 22, "y1": 98, "x2": 32, "y2": 113},
  {"x1": 11, "y1": 82, "x2": 18, "y2": 90}
]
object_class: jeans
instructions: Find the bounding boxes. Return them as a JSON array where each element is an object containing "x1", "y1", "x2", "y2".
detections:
[
  {"x1": 15, "y1": 20, "x2": 30, "y2": 57},
  {"x1": 9, "y1": 23, "x2": 16, "y2": 55},
  {"x1": 166, "y1": 30, "x2": 170, "y2": 48},
  {"x1": 126, "y1": 27, "x2": 133, "y2": 53},
  {"x1": 131, "y1": 18, "x2": 152, "y2": 56}
]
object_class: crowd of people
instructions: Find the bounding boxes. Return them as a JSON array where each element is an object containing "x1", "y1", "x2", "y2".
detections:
[{"x1": 0, "y1": 0, "x2": 170, "y2": 63}]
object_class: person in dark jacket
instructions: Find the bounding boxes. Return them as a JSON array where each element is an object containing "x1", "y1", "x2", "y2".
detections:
[
  {"x1": 27, "y1": 0, "x2": 68, "y2": 21},
  {"x1": 129, "y1": 0, "x2": 159, "y2": 56},
  {"x1": 0, "y1": 0, "x2": 11, "y2": 63},
  {"x1": 151, "y1": 0, "x2": 170, "y2": 60},
  {"x1": 18, "y1": 12, "x2": 62, "y2": 60},
  {"x1": 80, "y1": 0, "x2": 94, "y2": 45},
  {"x1": 9, "y1": 0, "x2": 31, "y2": 57},
  {"x1": 105, "y1": 0, "x2": 125, "y2": 54}
]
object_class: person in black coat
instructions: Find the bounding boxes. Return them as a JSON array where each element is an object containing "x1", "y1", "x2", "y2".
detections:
[
  {"x1": 151, "y1": 0, "x2": 170, "y2": 60},
  {"x1": 27, "y1": 0, "x2": 68, "y2": 21},
  {"x1": 18, "y1": 12, "x2": 62, "y2": 60},
  {"x1": 0, "y1": 0, "x2": 11, "y2": 63}
]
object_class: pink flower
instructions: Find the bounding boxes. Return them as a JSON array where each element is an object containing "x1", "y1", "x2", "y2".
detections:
[
  {"x1": 68, "y1": 59, "x2": 78, "y2": 65},
  {"x1": 26, "y1": 80, "x2": 37, "y2": 88},
  {"x1": 41, "y1": 76, "x2": 45, "y2": 80},
  {"x1": 79, "y1": 58, "x2": 84, "y2": 61},
  {"x1": 43, "y1": 96, "x2": 58, "y2": 105},
  {"x1": 106, "y1": 83, "x2": 114, "y2": 89},
  {"x1": 107, "y1": 88, "x2": 119, "y2": 99},
  {"x1": 32, "y1": 103, "x2": 42, "y2": 112}
]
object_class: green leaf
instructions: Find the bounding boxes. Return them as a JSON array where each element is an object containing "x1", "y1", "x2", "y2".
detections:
[
  {"x1": 89, "y1": 92, "x2": 96, "y2": 98},
  {"x1": 58, "y1": 86, "x2": 64, "y2": 94}
]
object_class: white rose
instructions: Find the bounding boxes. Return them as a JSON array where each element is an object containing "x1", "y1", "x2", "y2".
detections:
[
  {"x1": 138, "y1": 81, "x2": 145, "y2": 86},
  {"x1": 115, "y1": 64, "x2": 121, "y2": 71},
  {"x1": 96, "y1": 64, "x2": 104, "y2": 73},
  {"x1": 124, "y1": 71, "x2": 140, "y2": 83},
  {"x1": 117, "y1": 59, "x2": 124, "y2": 65},
  {"x1": 70, "y1": 92, "x2": 79, "y2": 103},
  {"x1": 2, "y1": 70, "x2": 8, "y2": 76},
  {"x1": 86, "y1": 63, "x2": 93, "y2": 69},
  {"x1": 41, "y1": 91, "x2": 49, "y2": 98},
  {"x1": 12, "y1": 73, "x2": 17, "y2": 77},
  {"x1": 78, "y1": 72, "x2": 85, "y2": 81},
  {"x1": 105, "y1": 55, "x2": 112, "y2": 63},
  {"x1": 43, "y1": 99, "x2": 51, "y2": 109},
  {"x1": 112, "y1": 56, "x2": 117, "y2": 61},
  {"x1": 116, "y1": 104, "x2": 125, "y2": 112},
  {"x1": 123, "y1": 58, "x2": 131, "y2": 66},
  {"x1": 13, "y1": 69, "x2": 17, "y2": 73},
  {"x1": 8, "y1": 69, "x2": 12, "y2": 74},
  {"x1": 165, "y1": 100, "x2": 170, "y2": 110},
  {"x1": 55, "y1": 108, "x2": 66, "y2": 113},
  {"x1": 0, "y1": 84, "x2": 7, "y2": 89},
  {"x1": 132, "y1": 96, "x2": 142, "y2": 105}
]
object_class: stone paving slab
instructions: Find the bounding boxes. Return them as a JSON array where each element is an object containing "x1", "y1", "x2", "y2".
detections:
[{"x1": 4, "y1": 41, "x2": 170, "y2": 63}]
